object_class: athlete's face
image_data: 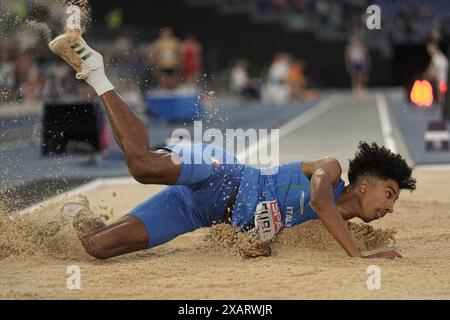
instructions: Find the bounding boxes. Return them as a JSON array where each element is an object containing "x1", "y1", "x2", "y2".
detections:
[{"x1": 358, "y1": 178, "x2": 400, "y2": 223}]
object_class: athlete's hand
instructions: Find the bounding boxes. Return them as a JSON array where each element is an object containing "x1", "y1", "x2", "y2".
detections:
[
  {"x1": 362, "y1": 250, "x2": 402, "y2": 260},
  {"x1": 239, "y1": 242, "x2": 271, "y2": 259}
]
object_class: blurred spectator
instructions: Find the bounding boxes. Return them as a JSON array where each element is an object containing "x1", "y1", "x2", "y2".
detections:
[
  {"x1": 0, "y1": 43, "x2": 16, "y2": 101},
  {"x1": 287, "y1": 57, "x2": 306, "y2": 99},
  {"x1": 105, "y1": 8, "x2": 124, "y2": 30},
  {"x1": 425, "y1": 41, "x2": 449, "y2": 104},
  {"x1": 271, "y1": 0, "x2": 288, "y2": 13},
  {"x1": 345, "y1": 37, "x2": 370, "y2": 97},
  {"x1": 259, "y1": 0, "x2": 450, "y2": 43},
  {"x1": 120, "y1": 81, "x2": 148, "y2": 127},
  {"x1": 142, "y1": 44, "x2": 160, "y2": 93},
  {"x1": 43, "y1": 60, "x2": 77, "y2": 101},
  {"x1": 181, "y1": 34, "x2": 203, "y2": 86},
  {"x1": 315, "y1": 0, "x2": 332, "y2": 29},
  {"x1": 24, "y1": 58, "x2": 46, "y2": 103},
  {"x1": 15, "y1": 51, "x2": 45, "y2": 102},
  {"x1": 147, "y1": 27, "x2": 181, "y2": 90},
  {"x1": 229, "y1": 58, "x2": 260, "y2": 99},
  {"x1": 257, "y1": 0, "x2": 287, "y2": 14},
  {"x1": 287, "y1": 57, "x2": 318, "y2": 101},
  {"x1": 263, "y1": 52, "x2": 291, "y2": 106},
  {"x1": 111, "y1": 32, "x2": 146, "y2": 90},
  {"x1": 291, "y1": 0, "x2": 311, "y2": 13}
]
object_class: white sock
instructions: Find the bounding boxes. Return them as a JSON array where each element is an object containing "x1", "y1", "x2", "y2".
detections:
[{"x1": 85, "y1": 67, "x2": 114, "y2": 96}]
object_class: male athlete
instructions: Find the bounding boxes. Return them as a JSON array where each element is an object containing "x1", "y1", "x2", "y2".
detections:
[{"x1": 49, "y1": 31, "x2": 416, "y2": 260}]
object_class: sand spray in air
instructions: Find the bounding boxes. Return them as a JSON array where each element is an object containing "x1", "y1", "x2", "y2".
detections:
[
  {"x1": 0, "y1": 1, "x2": 95, "y2": 260},
  {"x1": 0, "y1": 0, "x2": 92, "y2": 41}
]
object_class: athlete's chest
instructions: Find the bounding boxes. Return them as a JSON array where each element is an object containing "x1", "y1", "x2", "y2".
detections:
[{"x1": 260, "y1": 176, "x2": 317, "y2": 227}]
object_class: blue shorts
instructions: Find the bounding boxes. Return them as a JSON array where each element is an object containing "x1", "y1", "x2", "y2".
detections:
[
  {"x1": 352, "y1": 62, "x2": 365, "y2": 75},
  {"x1": 129, "y1": 144, "x2": 244, "y2": 248}
]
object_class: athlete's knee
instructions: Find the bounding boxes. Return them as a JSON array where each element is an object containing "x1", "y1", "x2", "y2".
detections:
[
  {"x1": 85, "y1": 234, "x2": 112, "y2": 260},
  {"x1": 126, "y1": 155, "x2": 158, "y2": 184},
  {"x1": 126, "y1": 154, "x2": 176, "y2": 184}
]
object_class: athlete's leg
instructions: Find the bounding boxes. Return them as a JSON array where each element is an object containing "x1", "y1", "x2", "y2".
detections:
[
  {"x1": 99, "y1": 91, "x2": 148, "y2": 159},
  {"x1": 77, "y1": 215, "x2": 148, "y2": 260},
  {"x1": 62, "y1": 202, "x2": 147, "y2": 259},
  {"x1": 62, "y1": 186, "x2": 200, "y2": 260},
  {"x1": 49, "y1": 32, "x2": 180, "y2": 185}
]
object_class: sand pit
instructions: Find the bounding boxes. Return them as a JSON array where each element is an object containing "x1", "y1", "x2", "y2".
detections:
[{"x1": 1, "y1": 168, "x2": 450, "y2": 299}]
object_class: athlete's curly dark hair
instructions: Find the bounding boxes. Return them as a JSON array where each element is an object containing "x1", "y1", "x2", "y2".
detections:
[{"x1": 348, "y1": 141, "x2": 416, "y2": 190}]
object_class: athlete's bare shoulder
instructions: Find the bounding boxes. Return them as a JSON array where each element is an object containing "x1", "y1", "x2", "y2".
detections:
[{"x1": 301, "y1": 157, "x2": 342, "y2": 187}]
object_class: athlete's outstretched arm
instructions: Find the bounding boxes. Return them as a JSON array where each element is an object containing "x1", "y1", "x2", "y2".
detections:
[
  {"x1": 309, "y1": 158, "x2": 401, "y2": 259},
  {"x1": 99, "y1": 90, "x2": 180, "y2": 185},
  {"x1": 310, "y1": 168, "x2": 362, "y2": 257}
]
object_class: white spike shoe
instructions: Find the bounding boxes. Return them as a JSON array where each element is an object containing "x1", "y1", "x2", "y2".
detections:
[{"x1": 49, "y1": 31, "x2": 104, "y2": 80}]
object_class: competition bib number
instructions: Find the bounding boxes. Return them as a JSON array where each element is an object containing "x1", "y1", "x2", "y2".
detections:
[{"x1": 254, "y1": 200, "x2": 283, "y2": 242}]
